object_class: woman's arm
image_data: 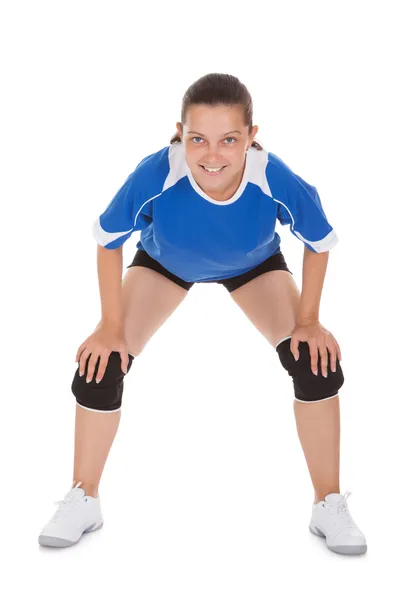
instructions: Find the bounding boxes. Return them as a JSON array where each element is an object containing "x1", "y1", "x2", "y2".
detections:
[
  {"x1": 96, "y1": 244, "x2": 124, "y2": 332},
  {"x1": 296, "y1": 247, "x2": 329, "y2": 325}
]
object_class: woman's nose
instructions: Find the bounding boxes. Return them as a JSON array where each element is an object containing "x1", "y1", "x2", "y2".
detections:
[{"x1": 203, "y1": 148, "x2": 223, "y2": 162}]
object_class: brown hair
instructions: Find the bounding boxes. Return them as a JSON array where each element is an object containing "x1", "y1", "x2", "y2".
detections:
[{"x1": 170, "y1": 73, "x2": 263, "y2": 150}]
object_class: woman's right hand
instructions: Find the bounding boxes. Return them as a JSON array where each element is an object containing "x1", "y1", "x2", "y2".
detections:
[{"x1": 75, "y1": 322, "x2": 130, "y2": 384}]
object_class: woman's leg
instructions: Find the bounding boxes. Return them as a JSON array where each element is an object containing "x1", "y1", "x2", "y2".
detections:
[
  {"x1": 229, "y1": 270, "x2": 340, "y2": 503},
  {"x1": 73, "y1": 267, "x2": 189, "y2": 497}
]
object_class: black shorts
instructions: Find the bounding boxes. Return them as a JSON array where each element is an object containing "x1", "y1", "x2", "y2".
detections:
[{"x1": 127, "y1": 248, "x2": 292, "y2": 293}]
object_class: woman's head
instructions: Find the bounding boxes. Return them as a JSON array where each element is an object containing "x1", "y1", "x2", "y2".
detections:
[{"x1": 171, "y1": 73, "x2": 260, "y2": 197}]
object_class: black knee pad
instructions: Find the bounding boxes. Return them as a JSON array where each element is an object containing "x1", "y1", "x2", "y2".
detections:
[
  {"x1": 276, "y1": 338, "x2": 344, "y2": 402},
  {"x1": 71, "y1": 351, "x2": 135, "y2": 412}
]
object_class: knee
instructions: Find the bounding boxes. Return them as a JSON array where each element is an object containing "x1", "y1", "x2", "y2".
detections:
[
  {"x1": 276, "y1": 337, "x2": 344, "y2": 402},
  {"x1": 71, "y1": 351, "x2": 135, "y2": 412}
]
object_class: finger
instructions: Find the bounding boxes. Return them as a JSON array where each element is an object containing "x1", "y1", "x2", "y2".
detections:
[
  {"x1": 308, "y1": 338, "x2": 319, "y2": 376},
  {"x1": 331, "y1": 336, "x2": 342, "y2": 361},
  {"x1": 86, "y1": 352, "x2": 100, "y2": 383},
  {"x1": 95, "y1": 353, "x2": 110, "y2": 384},
  {"x1": 319, "y1": 342, "x2": 329, "y2": 378},
  {"x1": 79, "y1": 349, "x2": 90, "y2": 377},
  {"x1": 76, "y1": 342, "x2": 87, "y2": 363},
  {"x1": 120, "y1": 350, "x2": 130, "y2": 374},
  {"x1": 290, "y1": 337, "x2": 299, "y2": 361},
  {"x1": 327, "y1": 341, "x2": 337, "y2": 372}
]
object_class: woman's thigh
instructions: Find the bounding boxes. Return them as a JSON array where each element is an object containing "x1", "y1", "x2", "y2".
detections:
[
  {"x1": 121, "y1": 266, "x2": 189, "y2": 356},
  {"x1": 229, "y1": 270, "x2": 301, "y2": 347}
]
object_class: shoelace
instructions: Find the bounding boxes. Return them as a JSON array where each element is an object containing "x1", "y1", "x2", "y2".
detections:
[
  {"x1": 323, "y1": 490, "x2": 357, "y2": 529},
  {"x1": 51, "y1": 481, "x2": 85, "y2": 523}
]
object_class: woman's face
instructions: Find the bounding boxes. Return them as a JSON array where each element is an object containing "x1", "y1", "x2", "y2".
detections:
[{"x1": 176, "y1": 104, "x2": 258, "y2": 196}]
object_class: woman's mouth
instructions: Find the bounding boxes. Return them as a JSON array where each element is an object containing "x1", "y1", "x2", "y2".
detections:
[{"x1": 200, "y1": 165, "x2": 227, "y2": 176}]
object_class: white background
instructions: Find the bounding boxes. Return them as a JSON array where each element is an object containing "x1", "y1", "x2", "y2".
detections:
[{"x1": 1, "y1": 0, "x2": 399, "y2": 598}]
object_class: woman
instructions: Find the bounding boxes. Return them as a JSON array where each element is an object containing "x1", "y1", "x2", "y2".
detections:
[{"x1": 38, "y1": 73, "x2": 367, "y2": 555}]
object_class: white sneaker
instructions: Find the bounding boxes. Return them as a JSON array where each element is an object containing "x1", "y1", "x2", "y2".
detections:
[
  {"x1": 38, "y1": 482, "x2": 103, "y2": 548},
  {"x1": 309, "y1": 491, "x2": 367, "y2": 555}
]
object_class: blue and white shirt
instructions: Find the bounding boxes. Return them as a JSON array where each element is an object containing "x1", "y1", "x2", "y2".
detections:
[{"x1": 93, "y1": 143, "x2": 338, "y2": 282}]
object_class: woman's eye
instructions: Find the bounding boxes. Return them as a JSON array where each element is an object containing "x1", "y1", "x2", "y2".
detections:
[{"x1": 191, "y1": 136, "x2": 236, "y2": 144}]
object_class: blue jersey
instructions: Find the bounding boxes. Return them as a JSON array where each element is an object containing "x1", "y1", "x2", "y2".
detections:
[{"x1": 93, "y1": 143, "x2": 338, "y2": 282}]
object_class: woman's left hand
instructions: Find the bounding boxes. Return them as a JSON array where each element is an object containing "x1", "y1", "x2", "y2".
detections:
[{"x1": 290, "y1": 320, "x2": 342, "y2": 377}]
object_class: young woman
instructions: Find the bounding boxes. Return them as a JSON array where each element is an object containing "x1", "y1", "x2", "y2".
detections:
[{"x1": 38, "y1": 73, "x2": 367, "y2": 555}]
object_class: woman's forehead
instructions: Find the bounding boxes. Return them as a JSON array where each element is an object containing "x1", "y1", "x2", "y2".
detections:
[{"x1": 184, "y1": 104, "x2": 246, "y2": 132}]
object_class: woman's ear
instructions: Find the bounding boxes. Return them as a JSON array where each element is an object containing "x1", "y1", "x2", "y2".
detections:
[
  {"x1": 250, "y1": 124, "x2": 259, "y2": 143},
  {"x1": 176, "y1": 122, "x2": 183, "y2": 136}
]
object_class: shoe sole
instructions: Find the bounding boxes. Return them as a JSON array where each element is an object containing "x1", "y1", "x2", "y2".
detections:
[
  {"x1": 309, "y1": 524, "x2": 367, "y2": 555},
  {"x1": 38, "y1": 521, "x2": 104, "y2": 548}
]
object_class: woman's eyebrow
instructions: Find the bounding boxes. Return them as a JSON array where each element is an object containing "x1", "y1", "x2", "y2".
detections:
[{"x1": 186, "y1": 130, "x2": 242, "y2": 137}]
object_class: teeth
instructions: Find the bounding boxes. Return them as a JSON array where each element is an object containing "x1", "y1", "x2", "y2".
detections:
[{"x1": 204, "y1": 166, "x2": 223, "y2": 172}]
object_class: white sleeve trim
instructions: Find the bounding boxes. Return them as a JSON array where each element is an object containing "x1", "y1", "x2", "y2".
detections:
[
  {"x1": 93, "y1": 192, "x2": 159, "y2": 247},
  {"x1": 92, "y1": 217, "x2": 133, "y2": 247},
  {"x1": 294, "y1": 229, "x2": 339, "y2": 252},
  {"x1": 273, "y1": 197, "x2": 338, "y2": 252}
]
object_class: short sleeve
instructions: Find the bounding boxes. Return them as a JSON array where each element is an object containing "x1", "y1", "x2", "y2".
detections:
[
  {"x1": 93, "y1": 165, "x2": 153, "y2": 250},
  {"x1": 267, "y1": 154, "x2": 338, "y2": 253}
]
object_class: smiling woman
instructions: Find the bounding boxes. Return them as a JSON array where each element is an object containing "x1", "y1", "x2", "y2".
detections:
[
  {"x1": 39, "y1": 72, "x2": 366, "y2": 557},
  {"x1": 179, "y1": 105, "x2": 253, "y2": 202},
  {"x1": 170, "y1": 73, "x2": 263, "y2": 202}
]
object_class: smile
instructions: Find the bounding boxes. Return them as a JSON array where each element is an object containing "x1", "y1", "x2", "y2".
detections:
[{"x1": 200, "y1": 165, "x2": 227, "y2": 174}]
